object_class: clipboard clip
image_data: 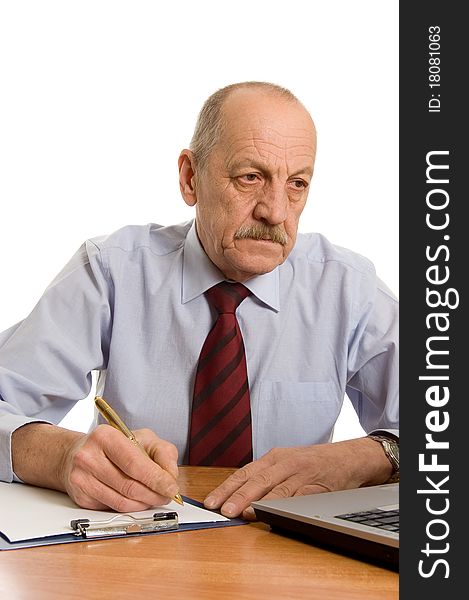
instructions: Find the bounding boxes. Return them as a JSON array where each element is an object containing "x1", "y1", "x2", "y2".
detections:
[{"x1": 70, "y1": 511, "x2": 179, "y2": 538}]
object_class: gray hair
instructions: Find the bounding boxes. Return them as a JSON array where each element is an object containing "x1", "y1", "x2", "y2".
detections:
[{"x1": 189, "y1": 81, "x2": 300, "y2": 172}]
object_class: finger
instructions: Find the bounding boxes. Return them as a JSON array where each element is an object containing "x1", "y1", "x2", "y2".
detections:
[
  {"x1": 257, "y1": 475, "x2": 307, "y2": 501},
  {"x1": 96, "y1": 426, "x2": 180, "y2": 499},
  {"x1": 243, "y1": 483, "x2": 330, "y2": 522},
  {"x1": 203, "y1": 461, "x2": 260, "y2": 509},
  {"x1": 219, "y1": 462, "x2": 309, "y2": 518},
  {"x1": 71, "y1": 430, "x2": 175, "y2": 507},
  {"x1": 136, "y1": 429, "x2": 180, "y2": 480},
  {"x1": 84, "y1": 453, "x2": 175, "y2": 507},
  {"x1": 241, "y1": 506, "x2": 257, "y2": 521},
  {"x1": 69, "y1": 467, "x2": 158, "y2": 512},
  {"x1": 248, "y1": 479, "x2": 329, "y2": 507},
  {"x1": 208, "y1": 463, "x2": 296, "y2": 518},
  {"x1": 203, "y1": 451, "x2": 282, "y2": 509},
  {"x1": 293, "y1": 483, "x2": 331, "y2": 496},
  {"x1": 243, "y1": 480, "x2": 329, "y2": 521}
]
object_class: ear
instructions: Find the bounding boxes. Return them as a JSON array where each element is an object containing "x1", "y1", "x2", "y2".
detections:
[{"x1": 178, "y1": 149, "x2": 198, "y2": 207}]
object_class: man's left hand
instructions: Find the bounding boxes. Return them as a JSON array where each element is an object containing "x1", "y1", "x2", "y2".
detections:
[{"x1": 203, "y1": 437, "x2": 393, "y2": 520}]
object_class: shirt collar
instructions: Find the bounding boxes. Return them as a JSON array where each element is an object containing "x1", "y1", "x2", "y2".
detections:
[{"x1": 182, "y1": 220, "x2": 280, "y2": 312}]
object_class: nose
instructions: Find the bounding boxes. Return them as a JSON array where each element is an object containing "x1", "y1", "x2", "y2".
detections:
[{"x1": 252, "y1": 181, "x2": 288, "y2": 225}]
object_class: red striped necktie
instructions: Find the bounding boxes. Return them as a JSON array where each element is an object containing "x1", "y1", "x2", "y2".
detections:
[{"x1": 188, "y1": 281, "x2": 253, "y2": 467}]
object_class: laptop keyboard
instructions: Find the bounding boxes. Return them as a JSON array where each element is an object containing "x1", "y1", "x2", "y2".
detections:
[{"x1": 335, "y1": 508, "x2": 399, "y2": 532}]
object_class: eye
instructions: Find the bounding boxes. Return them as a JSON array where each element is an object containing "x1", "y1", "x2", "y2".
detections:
[
  {"x1": 238, "y1": 173, "x2": 259, "y2": 183},
  {"x1": 289, "y1": 179, "x2": 308, "y2": 190}
]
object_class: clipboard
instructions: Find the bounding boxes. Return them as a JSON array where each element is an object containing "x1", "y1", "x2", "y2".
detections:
[
  {"x1": 70, "y1": 510, "x2": 180, "y2": 538},
  {"x1": 0, "y1": 483, "x2": 247, "y2": 551}
]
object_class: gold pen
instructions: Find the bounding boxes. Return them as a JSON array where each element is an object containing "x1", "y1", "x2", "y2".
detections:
[{"x1": 94, "y1": 395, "x2": 184, "y2": 506}]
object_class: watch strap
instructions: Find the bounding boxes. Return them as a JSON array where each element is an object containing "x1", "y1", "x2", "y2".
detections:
[{"x1": 367, "y1": 434, "x2": 400, "y2": 484}]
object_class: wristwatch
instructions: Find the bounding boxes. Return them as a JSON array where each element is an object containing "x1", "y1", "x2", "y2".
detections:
[{"x1": 367, "y1": 434, "x2": 399, "y2": 483}]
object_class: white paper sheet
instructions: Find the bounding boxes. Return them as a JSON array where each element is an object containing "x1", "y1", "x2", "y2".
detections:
[{"x1": 0, "y1": 481, "x2": 229, "y2": 542}]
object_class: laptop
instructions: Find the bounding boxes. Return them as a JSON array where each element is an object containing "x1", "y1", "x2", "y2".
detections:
[{"x1": 251, "y1": 483, "x2": 399, "y2": 570}]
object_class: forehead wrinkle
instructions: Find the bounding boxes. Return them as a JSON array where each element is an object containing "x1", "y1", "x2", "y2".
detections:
[
  {"x1": 224, "y1": 140, "x2": 262, "y2": 169},
  {"x1": 287, "y1": 141, "x2": 316, "y2": 150},
  {"x1": 255, "y1": 143, "x2": 286, "y2": 167},
  {"x1": 222, "y1": 127, "x2": 315, "y2": 172},
  {"x1": 227, "y1": 147, "x2": 314, "y2": 172},
  {"x1": 289, "y1": 149, "x2": 316, "y2": 161},
  {"x1": 225, "y1": 134, "x2": 286, "y2": 156},
  {"x1": 223, "y1": 136, "x2": 286, "y2": 169},
  {"x1": 251, "y1": 136, "x2": 315, "y2": 161},
  {"x1": 225, "y1": 124, "x2": 312, "y2": 145},
  {"x1": 253, "y1": 139, "x2": 315, "y2": 171}
]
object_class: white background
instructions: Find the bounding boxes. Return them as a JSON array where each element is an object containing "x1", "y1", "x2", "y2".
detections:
[{"x1": 0, "y1": 1, "x2": 398, "y2": 441}]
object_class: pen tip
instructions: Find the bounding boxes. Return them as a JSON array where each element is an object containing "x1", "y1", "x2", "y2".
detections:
[{"x1": 174, "y1": 493, "x2": 184, "y2": 506}]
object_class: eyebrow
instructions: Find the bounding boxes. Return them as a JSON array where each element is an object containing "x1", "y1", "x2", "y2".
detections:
[{"x1": 230, "y1": 160, "x2": 314, "y2": 177}]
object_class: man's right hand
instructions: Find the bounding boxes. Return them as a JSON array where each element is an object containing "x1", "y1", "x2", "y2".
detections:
[{"x1": 12, "y1": 423, "x2": 180, "y2": 512}]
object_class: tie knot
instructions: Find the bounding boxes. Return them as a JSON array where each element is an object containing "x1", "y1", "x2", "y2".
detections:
[{"x1": 205, "y1": 281, "x2": 251, "y2": 314}]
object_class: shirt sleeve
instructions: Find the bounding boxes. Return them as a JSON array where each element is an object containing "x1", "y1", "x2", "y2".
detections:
[
  {"x1": 0, "y1": 240, "x2": 112, "y2": 482},
  {"x1": 345, "y1": 271, "x2": 399, "y2": 437}
]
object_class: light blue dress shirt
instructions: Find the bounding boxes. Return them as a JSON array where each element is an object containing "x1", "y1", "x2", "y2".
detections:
[{"x1": 0, "y1": 220, "x2": 399, "y2": 482}]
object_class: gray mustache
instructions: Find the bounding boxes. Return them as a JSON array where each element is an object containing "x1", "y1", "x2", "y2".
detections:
[{"x1": 234, "y1": 224, "x2": 288, "y2": 246}]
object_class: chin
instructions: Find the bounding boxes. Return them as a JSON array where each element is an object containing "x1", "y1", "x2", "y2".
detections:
[
  {"x1": 225, "y1": 240, "x2": 288, "y2": 278},
  {"x1": 233, "y1": 255, "x2": 283, "y2": 277}
]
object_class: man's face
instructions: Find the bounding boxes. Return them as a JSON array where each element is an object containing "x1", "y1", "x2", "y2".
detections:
[{"x1": 191, "y1": 90, "x2": 316, "y2": 282}]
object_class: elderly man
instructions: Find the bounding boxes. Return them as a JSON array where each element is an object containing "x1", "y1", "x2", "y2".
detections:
[{"x1": 0, "y1": 81, "x2": 398, "y2": 520}]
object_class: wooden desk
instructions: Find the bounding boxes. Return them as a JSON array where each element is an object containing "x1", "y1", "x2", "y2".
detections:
[{"x1": 0, "y1": 467, "x2": 398, "y2": 599}]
